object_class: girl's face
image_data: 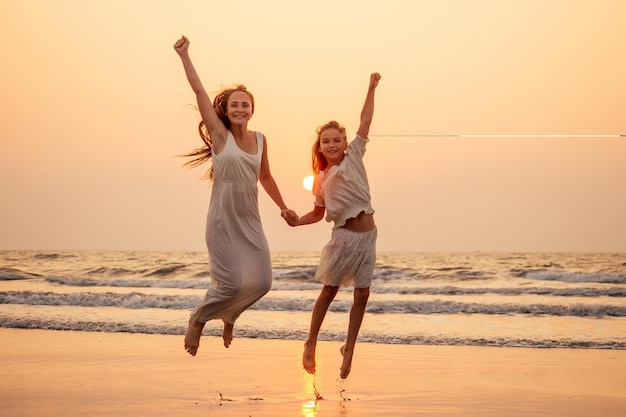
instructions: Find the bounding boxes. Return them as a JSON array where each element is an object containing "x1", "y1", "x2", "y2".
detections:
[
  {"x1": 226, "y1": 91, "x2": 253, "y2": 126},
  {"x1": 319, "y1": 128, "x2": 347, "y2": 166}
]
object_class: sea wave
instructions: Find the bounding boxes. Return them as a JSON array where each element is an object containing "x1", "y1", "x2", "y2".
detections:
[
  {"x1": 45, "y1": 276, "x2": 213, "y2": 289},
  {"x1": 1, "y1": 315, "x2": 624, "y2": 350},
  {"x1": 41, "y1": 275, "x2": 626, "y2": 297},
  {"x1": 3, "y1": 291, "x2": 625, "y2": 317},
  {"x1": 32, "y1": 253, "x2": 77, "y2": 260},
  {"x1": 0, "y1": 291, "x2": 199, "y2": 310},
  {"x1": 519, "y1": 269, "x2": 626, "y2": 284},
  {"x1": 0, "y1": 268, "x2": 42, "y2": 281},
  {"x1": 369, "y1": 285, "x2": 626, "y2": 297},
  {"x1": 4, "y1": 263, "x2": 626, "y2": 287}
]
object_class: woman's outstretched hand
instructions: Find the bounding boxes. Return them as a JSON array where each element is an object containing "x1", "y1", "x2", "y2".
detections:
[
  {"x1": 370, "y1": 72, "x2": 381, "y2": 88},
  {"x1": 281, "y1": 209, "x2": 298, "y2": 226},
  {"x1": 173, "y1": 35, "x2": 190, "y2": 54}
]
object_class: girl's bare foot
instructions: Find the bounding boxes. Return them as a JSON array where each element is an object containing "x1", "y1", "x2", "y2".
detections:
[
  {"x1": 184, "y1": 319, "x2": 205, "y2": 356},
  {"x1": 222, "y1": 322, "x2": 234, "y2": 348},
  {"x1": 339, "y1": 344, "x2": 352, "y2": 379},
  {"x1": 302, "y1": 342, "x2": 316, "y2": 374}
]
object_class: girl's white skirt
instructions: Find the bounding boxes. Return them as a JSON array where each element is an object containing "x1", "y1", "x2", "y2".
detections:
[{"x1": 314, "y1": 227, "x2": 377, "y2": 288}]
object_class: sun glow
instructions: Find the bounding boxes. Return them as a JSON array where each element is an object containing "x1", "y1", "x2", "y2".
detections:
[{"x1": 302, "y1": 175, "x2": 314, "y2": 191}]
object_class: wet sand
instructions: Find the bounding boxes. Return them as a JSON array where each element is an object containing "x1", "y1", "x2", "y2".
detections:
[{"x1": 1, "y1": 328, "x2": 625, "y2": 416}]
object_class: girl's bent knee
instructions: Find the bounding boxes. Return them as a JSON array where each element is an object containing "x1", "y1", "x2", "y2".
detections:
[{"x1": 354, "y1": 287, "x2": 370, "y2": 303}]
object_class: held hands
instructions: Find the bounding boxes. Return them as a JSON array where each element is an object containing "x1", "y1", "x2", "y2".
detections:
[
  {"x1": 173, "y1": 35, "x2": 190, "y2": 55},
  {"x1": 281, "y1": 209, "x2": 299, "y2": 227}
]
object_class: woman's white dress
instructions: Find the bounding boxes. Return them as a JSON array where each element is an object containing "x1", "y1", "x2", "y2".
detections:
[{"x1": 190, "y1": 131, "x2": 272, "y2": 324}]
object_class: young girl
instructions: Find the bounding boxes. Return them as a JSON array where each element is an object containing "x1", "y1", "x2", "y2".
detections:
[
  {"x1": 288, "y1": 72, "x2": 381, "y2": 379},
  {"x1": 173, "y1": 35, "x2": 295, "y2": 356}
]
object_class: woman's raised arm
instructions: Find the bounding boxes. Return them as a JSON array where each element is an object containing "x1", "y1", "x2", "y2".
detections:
[{"x1": 174, "y1": 36, "x2": 228, "y2": 149}]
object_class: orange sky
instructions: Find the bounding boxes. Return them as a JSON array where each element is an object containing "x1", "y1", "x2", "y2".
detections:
[{"x1": 1, "y1": 0, "x2": 624, "y2": 252}]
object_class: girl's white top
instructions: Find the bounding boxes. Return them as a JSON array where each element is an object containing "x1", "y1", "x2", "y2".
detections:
[{"x1": 313, "y1": 134, "x2": 374, "y2": 229}]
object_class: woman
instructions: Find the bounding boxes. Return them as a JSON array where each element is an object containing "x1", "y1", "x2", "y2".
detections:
[{"x1": 173, "y1": 35, "x2": 295, "y2": 356}]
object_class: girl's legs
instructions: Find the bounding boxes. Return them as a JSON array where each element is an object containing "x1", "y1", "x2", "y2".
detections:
[
  {"x1": 303, "y1": 285, "x2": 340, "y2": 374},
  {"x1": 340, "y1": 287, "x2": 370, "y2": 379}
]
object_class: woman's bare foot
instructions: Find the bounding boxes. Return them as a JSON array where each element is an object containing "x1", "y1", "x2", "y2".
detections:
[
  {"x1": 302, "y1": 342, "x2": 316, "y2": 374},
  {"x1": 184, "y1": 319, "x2": 205, "y2": 356},
  {"x1": 222, "y1": 322, "x2": 234, "y2": 348},
  {"x1": 339, "y1": 344, "x2": 353, "y2": 379}
]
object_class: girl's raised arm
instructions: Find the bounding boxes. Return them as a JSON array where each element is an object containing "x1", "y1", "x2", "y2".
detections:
[{"x1": 356, "y1": 72, "x2": 381, "y2": 138}]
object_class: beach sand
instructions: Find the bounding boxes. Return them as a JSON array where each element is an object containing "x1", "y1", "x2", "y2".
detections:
[{"x1": 1, "y1": 328, "x2": 625, "y2": 416}]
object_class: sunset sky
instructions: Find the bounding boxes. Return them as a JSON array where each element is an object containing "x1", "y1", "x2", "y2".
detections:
[{"x1": 1, "y1": 0, "x2": 624, "y2": 253}]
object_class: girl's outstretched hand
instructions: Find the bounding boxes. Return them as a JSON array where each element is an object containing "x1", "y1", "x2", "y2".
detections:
[{"x1": 173, "y1": 35, "x2": 190, "y2": 54}]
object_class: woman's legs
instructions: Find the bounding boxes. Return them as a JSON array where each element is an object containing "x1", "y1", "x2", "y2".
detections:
[
  {"x1": 184, "y1": 318, "x2": 206, "y2": 356},
  {"x1": 340, "y1": 286, "x2": 370, "y2": 379},
  {"x1": 222, "y1": 322, "x2": 234, "y2": 348},
  {"x1": 184, "y1": 319, "x2": 235, "y2": 354},
  {"x1": 303, "y1": 285, "x2": 340, "y2": 374}
]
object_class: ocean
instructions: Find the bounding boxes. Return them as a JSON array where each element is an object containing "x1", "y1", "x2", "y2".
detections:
[{"x1": 1, "y1": 250, "x2": 625, "y2": 349}]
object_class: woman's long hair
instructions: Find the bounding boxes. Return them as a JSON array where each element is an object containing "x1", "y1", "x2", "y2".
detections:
[
  {"x1": 183, "y1": 85, "x2": 255, "y2": 180},
  {"x1": 311, "y1": 120, "x2": 347, "y2": 174}
]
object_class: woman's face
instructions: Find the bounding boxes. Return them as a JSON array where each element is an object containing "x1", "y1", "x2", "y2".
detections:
[
  {"x1": 226, "y1": 91, "x2": 253, "y2": 126},
  {"x1": 319, "y1": 127, "x2": 347, "y2": 165}
]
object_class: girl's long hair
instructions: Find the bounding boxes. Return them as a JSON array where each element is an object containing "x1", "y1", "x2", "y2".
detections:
[
  {"x1": 183, "y1": 85, "x2": 255, "y2": 180},
  {"x1": 311, "y1": 120, "x2": 347, "y2": 174}
]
